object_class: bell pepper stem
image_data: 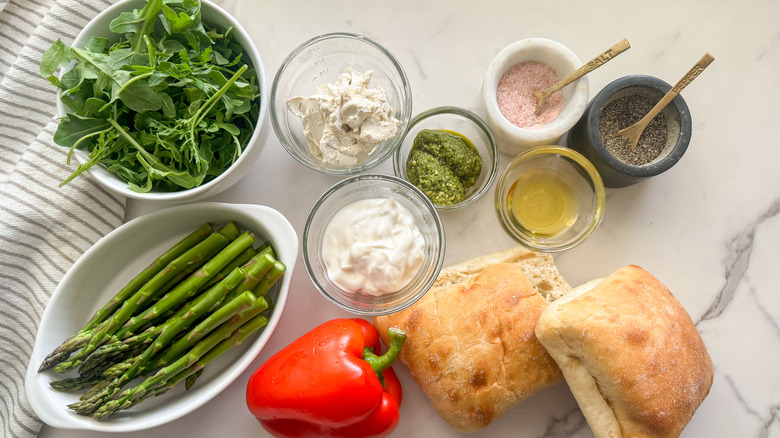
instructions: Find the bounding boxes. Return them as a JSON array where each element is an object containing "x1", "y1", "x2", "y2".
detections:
[{"x1": 363, "y1": 327, "x2": 406, "y2": 384}]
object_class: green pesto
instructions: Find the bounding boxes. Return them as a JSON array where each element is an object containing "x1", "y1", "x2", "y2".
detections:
[
  {"x1": 407, "y1": 149, "x2": 465, "y2": 205},
  {"x1": 406, "y1": 129, "x2": 482, "y2": 205}
]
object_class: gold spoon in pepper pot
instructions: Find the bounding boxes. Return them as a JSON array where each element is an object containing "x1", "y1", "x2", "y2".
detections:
[
  {"x1": 533, "y1": 38, "x2": 631, "y2": 115},
  {"x1": 618, "y1": 52, "x2": 715, "y2": 149}
]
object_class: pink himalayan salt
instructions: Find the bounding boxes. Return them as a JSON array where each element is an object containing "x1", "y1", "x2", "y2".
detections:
[{"x1": 496, "y1": 61, "x2": 564, "y2": 129}]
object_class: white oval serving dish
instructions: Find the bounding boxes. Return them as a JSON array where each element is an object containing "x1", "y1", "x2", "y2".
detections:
[{"x1": 25, "y1": 202, "x2": 298, "y2": 432}]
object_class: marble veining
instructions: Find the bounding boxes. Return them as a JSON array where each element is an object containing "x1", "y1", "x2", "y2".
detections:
[
  {"x1": 699, "y1": 198, "x2": 780, "y2": 324},
  {"x1": 724, "y1": 373, "x2": 779, "y2": 438},
  {"x1": 540, "y1": 408, "x2": 589, "y2": 438}
]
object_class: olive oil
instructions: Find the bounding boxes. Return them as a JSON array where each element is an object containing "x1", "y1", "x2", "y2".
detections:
[{"x1": 506, "y1": 168, "x2": 579, "y2": 236}]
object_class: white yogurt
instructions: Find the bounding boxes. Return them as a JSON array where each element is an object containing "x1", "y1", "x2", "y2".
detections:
[{"x1": 322, "y1": 197, "x2": 425, "y2": 296}]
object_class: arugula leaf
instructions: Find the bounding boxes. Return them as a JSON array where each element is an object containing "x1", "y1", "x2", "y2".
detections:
[
  {"x1": 160, "y1": 93, "x2": 176, "y2": 118},
  {"x1": 40, "y1": 39, "x2": 70, "y2": 78},
  {"x1": 85, "y1": 37, "x2": 109, "y2": 53},
  {"x1": 70, "y1": 47, "x2": 119, "y2": 82},
  {"x1": 52, "y1": 113, "x2": 110, "y2": 147},
  {"x1": 118, "y1": 77, "x2": 163, "y2": 112},
  {"x1": 161, "y1": 4, "x2": 194, "y2": 33},
  {"x1": 108, "y1": 48, "x2": 148, "y2": 69},
  {"x1": 148, "y1": 69, "x2": 170, "y2": 87},
  {"x1": 84, "y1": 97, "x2": 110, "y2": 116},
  {"x1": 109, "y1": 0, "x2": 164, "y2": 52}
]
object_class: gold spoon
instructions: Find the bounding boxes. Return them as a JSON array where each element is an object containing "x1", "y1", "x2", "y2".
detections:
[
  {"x1": 618, "y1": 52, "x2": 715, "y2": 149},
  {"x1": 533, "y1": 38, "x2": 631, "y2": 114}
]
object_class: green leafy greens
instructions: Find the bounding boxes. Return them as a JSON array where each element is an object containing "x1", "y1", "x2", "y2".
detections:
[{"x1": 40, "y1": 0, "x2": 260, "y2": 192}]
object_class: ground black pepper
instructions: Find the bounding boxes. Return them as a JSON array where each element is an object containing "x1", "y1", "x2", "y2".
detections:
[{"x1": 599, "y1": 92, "x2": 669, "y2": 166}]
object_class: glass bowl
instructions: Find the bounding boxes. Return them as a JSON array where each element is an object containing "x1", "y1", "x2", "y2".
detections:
[
  {"x1": 271, "y1": 33, "x2": 413, "y2": 175},
  {"x1": 392, "y1": 106, "x2": 499, "y2": 211},
  {"x1": 303, "y1": 174, "x2": 445, "y2": 315},
  {"x1": 495, "y1": 146, "x2": 605, "y2": 252}
]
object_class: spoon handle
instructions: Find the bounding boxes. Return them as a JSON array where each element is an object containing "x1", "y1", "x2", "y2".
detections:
[
  {"x1": 672, "y1": 52, "x2": 715, "y2": 94},
  {"x1": 544, "y1": 38, "x2": 630, "y2": 96},
  {"x1": 640, "y1": 53, "x2": 715, "y2": 126}
]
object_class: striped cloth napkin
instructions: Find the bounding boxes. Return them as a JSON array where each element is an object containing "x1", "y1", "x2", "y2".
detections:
[{"x1": 0, "y1": 0, "x2": 124, "y2": 436}]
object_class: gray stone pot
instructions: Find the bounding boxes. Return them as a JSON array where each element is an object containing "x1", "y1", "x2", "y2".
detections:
[{"x1": 567, "y1": 75, "x2": 692, "y2": 188}]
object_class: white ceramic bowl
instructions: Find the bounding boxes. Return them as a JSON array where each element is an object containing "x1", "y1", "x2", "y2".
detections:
[
  {"x1": 480, "y1": 38, "x2": 589, "y2": 156},
  {"x1": 26, "y1": 202, "x2": 298, "y2": 432},
  {"x1": 271, "y1": 32, "x2": 412, "y2": 175},
  {"x1": 56, "y1": 0, "x2": 270, "y2": 203}
]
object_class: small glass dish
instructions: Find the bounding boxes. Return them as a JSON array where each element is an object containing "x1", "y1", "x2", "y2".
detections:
[
  {"x1": 392, "y1": 106, "x2": 499, "y2": 211},
  {"x1": 303, "y1": 174, "x2": 445, "y2": 315},
  {"x1": 271, "y1": 32, "x2": 413, "y2": 175},
  {"x1": 495, "y1": 146, "x2": 605, "y2": 252}
]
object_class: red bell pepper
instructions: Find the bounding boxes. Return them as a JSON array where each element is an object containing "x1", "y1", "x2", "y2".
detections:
[{"x1": 246, "y1": 318, "x2": 407, "y2": 438}]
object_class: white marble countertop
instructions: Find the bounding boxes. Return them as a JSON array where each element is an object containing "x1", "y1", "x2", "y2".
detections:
[{"x1": 39, "y1": 0, "x2": 780, "y2": 437}]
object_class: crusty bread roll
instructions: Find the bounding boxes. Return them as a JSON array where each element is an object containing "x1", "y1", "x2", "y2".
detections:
[
  {"x1": 432, "y1": 245, "x2": 572, "y2": 301},
  {"x1": 374, "y1": 246, "x2": 571, "y2": 432},
  {"x1": 535, "y1": 265, "x2": 713, "y2": 438}
]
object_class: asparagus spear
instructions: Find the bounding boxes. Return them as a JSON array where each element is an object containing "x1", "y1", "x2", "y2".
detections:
[
  {"x1": 112, "y1": 240, "x2": 233, "y2": 340},
  {"x1": 109, "y1": 246, "x2": 258, "y2": 342},
  {"x1": 251, "y1": 260, "x2": 286, "y2": 298},
  {"x1": 200, "y1": 246, "x2": 258, "y2": 290},
  {"x1": 38, "y1": 223, "x2": 214, "y2": 372},
  {"x1": 68, "y1": 263, "x2": 254, "y2": 415},
  {"x1": 68, "y1": 255, "x2": 214, "y2": 377},
  {"x1": 222, "y1": 247, "x2": 275, "y2": 303},
  {"x1": 154, "y1": 288, "x2": 267, "y2": 369},
  {"x1": 79, "y1": 250, "x2": 274, "y2": 380},
  {"x1": 112, "y1": 231, "x2": 255, "y2": 337},
  {"x1": 50, "y1": 375, "x2": 105, "y2": 392},
  {"x1": 110, "y1": 244, "x2": 231, "y2": 342},
  {"x1": 176, "y1": 314, "x2": 272, "y2": 396},
  {"x1": 81, "y1": 378, "x2": 112, "y2": 401},
  {"x1": 53, "y1": 223, "x2": 241, "y2": 373},
  {"x1": 93, "y1": 303, "x2": 268, "y2": 419},
  {"x1": 182, "y1": 261, "x2": 285, "y2": 390},
  {"x1": 132, "y1": 224, "x2": 242, "y2": 310},
  {"x1": 76, "y1": 257, "x2": 281, "y2": 401},
  {"x1": 77, "y1": 328, "x2": 157, "y2": 378}
]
